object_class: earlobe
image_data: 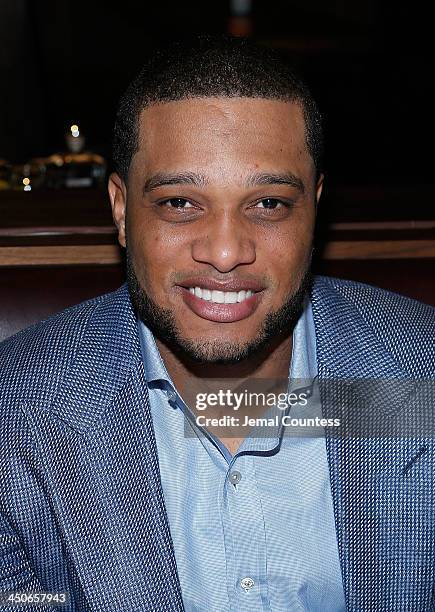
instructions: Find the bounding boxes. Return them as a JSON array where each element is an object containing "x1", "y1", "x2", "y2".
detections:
[{"x1": 108, "y1": 172, "x2": 127, "y2": 248}]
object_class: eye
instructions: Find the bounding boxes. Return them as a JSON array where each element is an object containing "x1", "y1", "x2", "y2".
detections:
[
  {"x1": 160, "y1": 198, "x2": 195, "y2": 209},
  {"x1": 254, "y1": 198, "x2": 289, "y2": 210}
]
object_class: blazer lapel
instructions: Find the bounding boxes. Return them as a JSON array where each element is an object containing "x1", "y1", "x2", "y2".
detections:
[
  {"x1": 311, "y1": 278, "x2": 435, "y2": 611},
  {"x1": 22, "y1": 286, "x2": 184, "y2": 611}
]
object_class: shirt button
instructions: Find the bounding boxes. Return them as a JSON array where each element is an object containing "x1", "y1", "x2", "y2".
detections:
[
  {"x1": 228, "y1": 470, "x2": 242, "y2": 485},
  {"x1": 166, "y1": 389, "x2": 176, "y2": 402},
  {"x1": 240, "y1": 577, "x2": 255, "y2": 591}
]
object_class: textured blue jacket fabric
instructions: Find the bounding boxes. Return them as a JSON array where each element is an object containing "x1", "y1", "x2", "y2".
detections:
[{"x1": 0, "y1": 276, "x2": 434, "y2": 612}]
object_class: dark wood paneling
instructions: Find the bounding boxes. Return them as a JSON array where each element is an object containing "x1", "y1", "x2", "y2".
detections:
[
  {"x1": 314, "y1": 259, "x2": 435, "y2": 306},
  {"x1": 0, "y1": 265, "x2": 124, "y2": 342}
]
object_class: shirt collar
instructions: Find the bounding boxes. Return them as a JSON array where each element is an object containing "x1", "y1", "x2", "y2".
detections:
[
  {"x1": 138, "y1": 319, "x2": 173, "y2": 385},
  {"x1": 289, "y1": 296, "x2": 318, "y2": 382}
]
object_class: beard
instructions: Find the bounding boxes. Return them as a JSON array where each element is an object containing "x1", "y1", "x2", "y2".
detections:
[{"x1": 126, "y1": 249, "x2": 312, "y2": 365}]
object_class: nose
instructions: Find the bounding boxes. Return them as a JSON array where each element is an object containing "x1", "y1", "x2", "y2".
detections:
[{"x1": 191, "y1": 209, "x2": 256, "y2": 273}]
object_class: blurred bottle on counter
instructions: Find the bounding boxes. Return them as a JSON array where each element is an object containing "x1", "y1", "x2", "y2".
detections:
[
  {"x1": 9, "y1": 161, "x2": 45, "y2": 191},
  {"x1": 32, "y1": 124, "x2": 106, "y2": 189}
]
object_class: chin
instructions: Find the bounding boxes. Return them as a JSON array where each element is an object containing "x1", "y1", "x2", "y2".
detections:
[{"x1": 167, "y1": 336, "x2": 273, "y2": 365}]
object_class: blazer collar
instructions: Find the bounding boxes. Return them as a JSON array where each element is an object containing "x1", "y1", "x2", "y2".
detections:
[
  {"x1": 310, "y1": 276, "x2": 409, "y2": 380},
  {"x1": 48, "y1": 284, "x2": 142, "y2": 434}
]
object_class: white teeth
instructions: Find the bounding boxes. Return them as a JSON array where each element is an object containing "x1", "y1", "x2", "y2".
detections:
[
  {"x1": 188, "y1": 286, "x2": 255, "y2": 304},
  {"x1": 224, "y1": 291, "x2": 238, "y2": 304},
  {"x1": 211, "y1": 290, "x2": 225, "y2": 303}
]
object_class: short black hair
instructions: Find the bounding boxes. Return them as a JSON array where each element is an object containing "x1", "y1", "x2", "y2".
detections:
[{"x1": 113, "y1": 35, "x2": 323, "y2": 181}]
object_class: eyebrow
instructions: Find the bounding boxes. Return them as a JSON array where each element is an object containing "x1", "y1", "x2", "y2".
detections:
[
  {"x1": 245, "y1": 171, "x2": 305, "y2": 193},
  {"x1": 143, "y1": 172, "x2": 207, "y2": 194},
  {"x1": 142, "y1": 170, "x2": 305, "y2": 194}
]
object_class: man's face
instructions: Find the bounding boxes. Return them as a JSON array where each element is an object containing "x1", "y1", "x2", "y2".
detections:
[{"x1": 110, "y1": 97, "x2": 323, "y2": 363}]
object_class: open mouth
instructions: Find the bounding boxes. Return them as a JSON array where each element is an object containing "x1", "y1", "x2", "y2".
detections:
[
  {"x1": 178, "y1": 281, "x2": 265, "y2": 323},
  {"x1": 187, "y1": 287, "x2": 255, "y2": 304}
]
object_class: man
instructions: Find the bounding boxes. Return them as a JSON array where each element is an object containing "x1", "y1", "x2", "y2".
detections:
[{"x1": 0, "y1": 36, "x2": 434, "y2": 612}]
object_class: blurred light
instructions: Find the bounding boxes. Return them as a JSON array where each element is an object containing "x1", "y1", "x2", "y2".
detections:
[
  {"x1": 70, "y1": 124, "x2": 80, "y2": 137},
  {"x1": 22, "y1": 177, "x2": 30, "y2": 185},
  {"x1": 24, "y1": 184, "x2": 32, "y2": 191}
]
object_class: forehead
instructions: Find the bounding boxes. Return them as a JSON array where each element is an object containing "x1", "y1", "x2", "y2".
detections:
[{"x1": 133, "y1": 97, "x2": 313, "y2": 179}]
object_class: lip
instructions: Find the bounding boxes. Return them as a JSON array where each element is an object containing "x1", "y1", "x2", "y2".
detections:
[
  {"x1": 178, "y1": 286, "x2": 264, "y2": 323},
  {"x1": 177, "y1": 276, "x2": 265, "y2": 293}
]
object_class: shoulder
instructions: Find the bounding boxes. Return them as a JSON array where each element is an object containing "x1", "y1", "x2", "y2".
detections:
[
  {"x1": 313, "y1": 275, "x2": 434, "y2": 325},
  {"x1": 0, "y1": 285, "x2": 130, "y2": 405},
  {"x1": 311, "y1": 276, "x2": 434, "y2": 375}
]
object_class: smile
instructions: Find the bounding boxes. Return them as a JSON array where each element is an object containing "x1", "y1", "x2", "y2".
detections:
[
  {"x1": 179, "y1": 285, "x2": 263, "y2": 323},
  {"x1": 187, "y1": 287, "x2": 255, "y2": 304}
]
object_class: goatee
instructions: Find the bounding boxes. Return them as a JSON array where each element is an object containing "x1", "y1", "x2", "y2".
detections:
[{"x1": 126, "y1": 249, "x2": 312, "y2": 365}]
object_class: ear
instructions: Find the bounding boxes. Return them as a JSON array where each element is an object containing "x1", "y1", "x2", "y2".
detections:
[
  {"x1": 315, "y1": 173, "x2": 324, "y2": 207},
  {"x1": 108, "y1": 172, "x2": 127, "y2": 248}
]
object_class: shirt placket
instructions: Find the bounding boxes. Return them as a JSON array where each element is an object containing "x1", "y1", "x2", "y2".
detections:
[{"x1": 221, "y1": 452, "x2": 270, "y2": 612}]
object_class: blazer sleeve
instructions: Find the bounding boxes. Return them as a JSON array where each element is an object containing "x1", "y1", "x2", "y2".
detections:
[{"x1": 0, "y1": 511, "x2": 53, "y2": 612}]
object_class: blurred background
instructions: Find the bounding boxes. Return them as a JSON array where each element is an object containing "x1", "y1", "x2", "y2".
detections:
[{"x1": 0, "y1": 0, "x2": 434, "y2": 340}]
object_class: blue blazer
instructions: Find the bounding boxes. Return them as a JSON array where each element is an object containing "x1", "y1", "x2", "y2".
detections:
[{"x1": 0, "y1": 277, "x2": 434, "y2": 611}]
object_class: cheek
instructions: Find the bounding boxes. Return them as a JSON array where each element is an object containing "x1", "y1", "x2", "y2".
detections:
[
  {"x1": 127, "y1": 219, "x2": 189, "y2": 297},
  {"x1": 257, "y1": 219, "x2": 314, "y2": 292},
  {"x1": 262, "y1": 227, "x2": 311, "y2": 256}
]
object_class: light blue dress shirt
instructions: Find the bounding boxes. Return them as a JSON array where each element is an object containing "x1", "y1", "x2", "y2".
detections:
[{"x1": 138, "y1": 299, "x2": 346, "y2": 611}]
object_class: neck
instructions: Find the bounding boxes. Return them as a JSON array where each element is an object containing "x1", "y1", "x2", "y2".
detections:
[
  {"x1": 155, "y1": 330, "x2": 293, "y2": 395},
  {"x1": 155, "y1": 330, "x2": 295, "y2": 457}
]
